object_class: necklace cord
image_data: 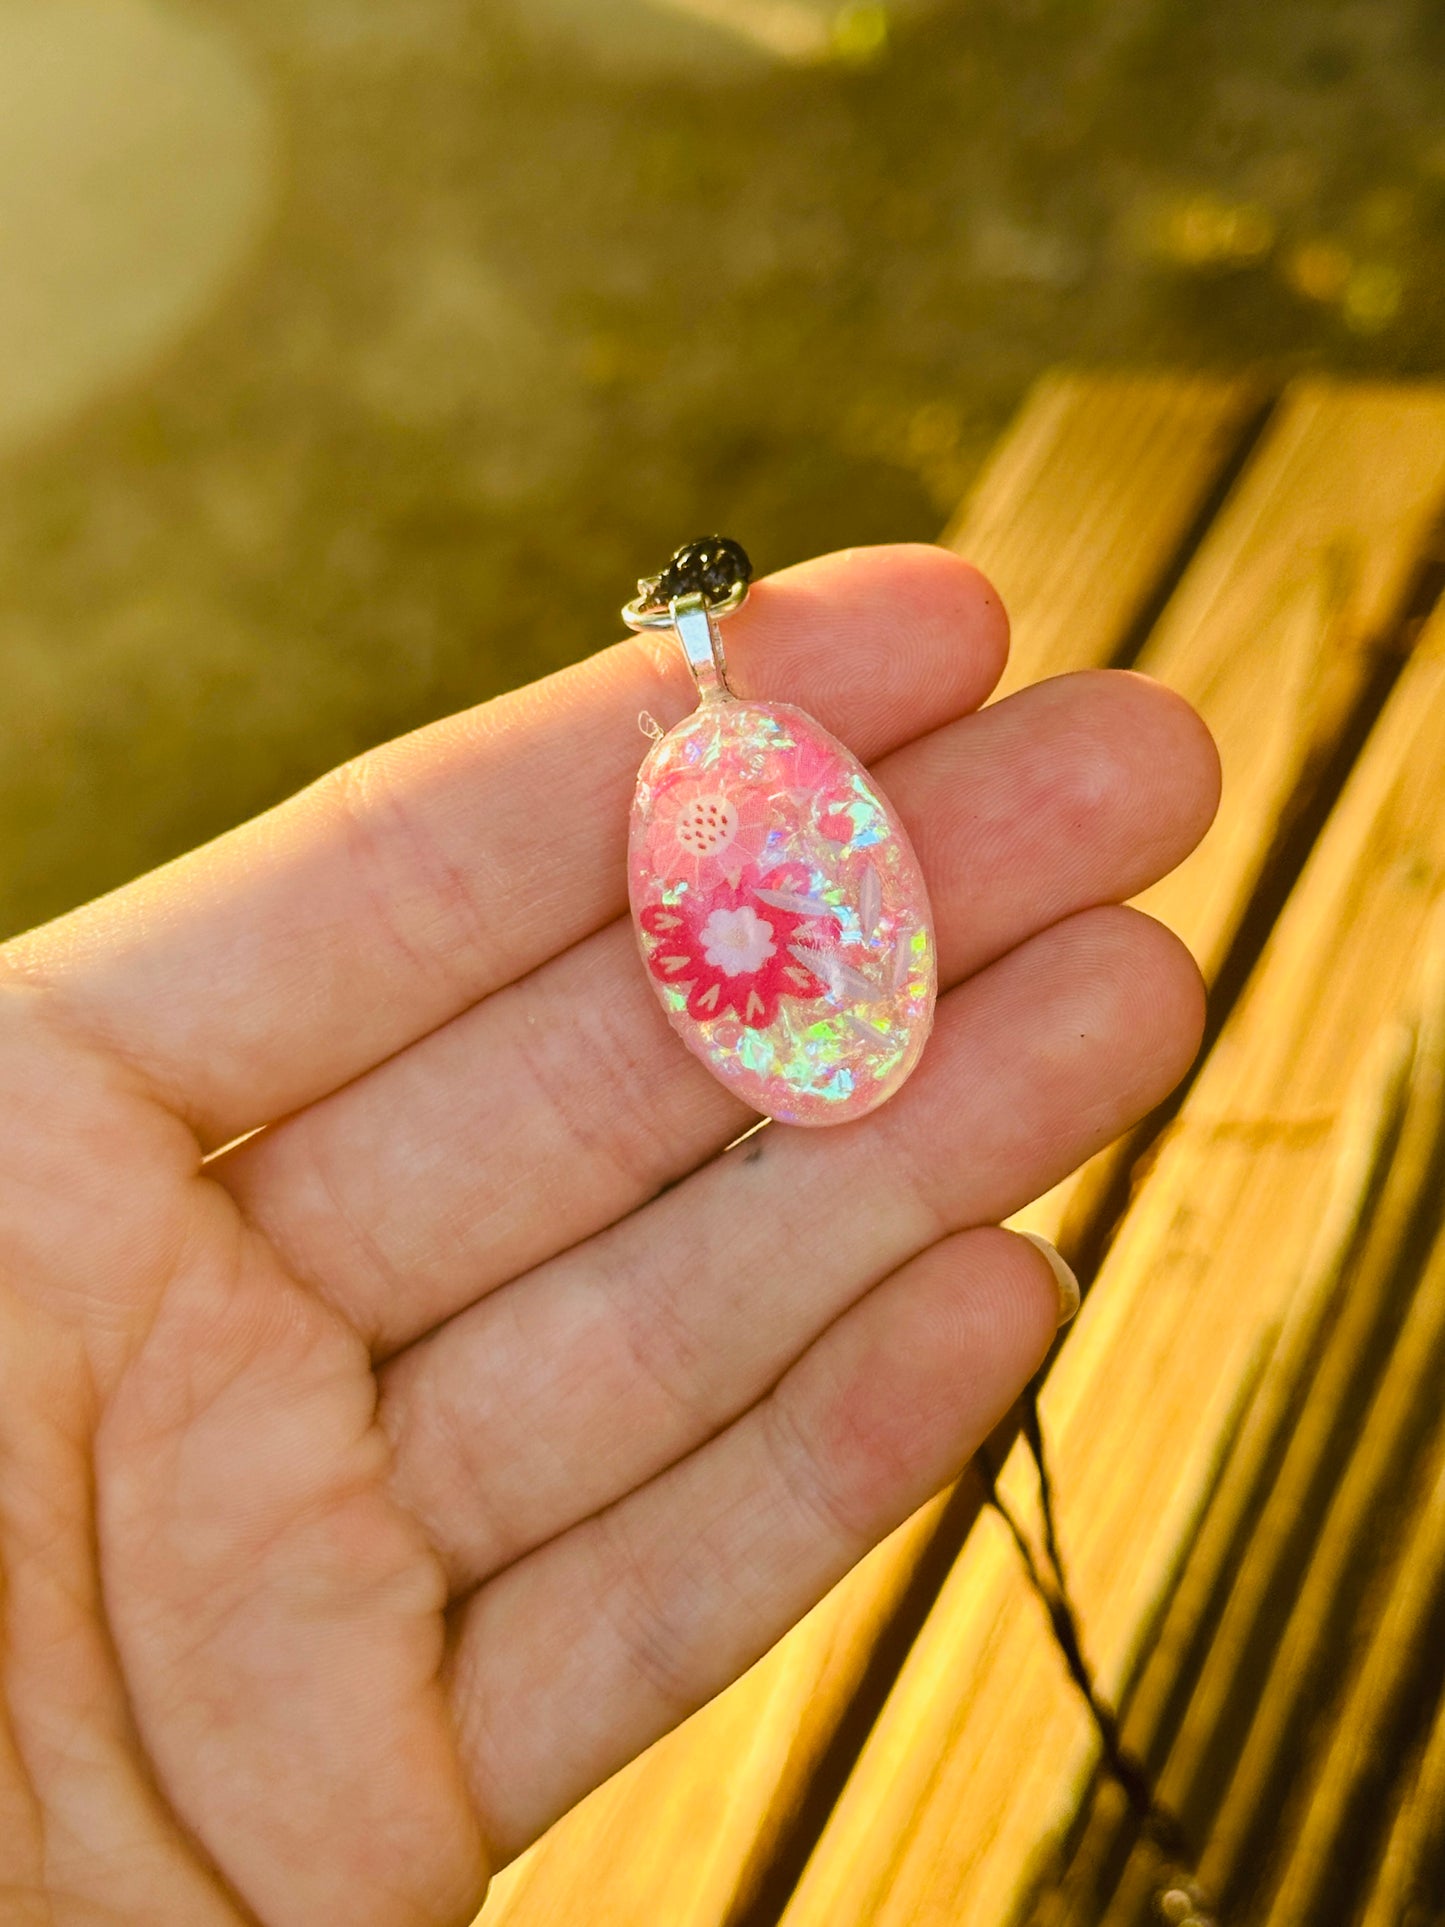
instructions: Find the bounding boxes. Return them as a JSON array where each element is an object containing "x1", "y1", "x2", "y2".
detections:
[{"x1": 981, "y1": 1390, "x2": 1221, "y2": 1922}]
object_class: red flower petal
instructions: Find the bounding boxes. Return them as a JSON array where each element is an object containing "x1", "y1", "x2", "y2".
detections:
[{"x1": 638, "y1": 863, "x2": 839, "y2": 1028}]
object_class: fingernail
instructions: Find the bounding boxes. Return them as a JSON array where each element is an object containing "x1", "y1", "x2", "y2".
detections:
[{"x1": 1019, "y1": 1231, "x2": 1081, "y2": 1327}]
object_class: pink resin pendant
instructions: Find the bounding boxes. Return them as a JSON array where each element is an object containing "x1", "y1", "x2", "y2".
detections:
[{"x1": 623, "y1": 540, "x2": 936, "y2": 1127}]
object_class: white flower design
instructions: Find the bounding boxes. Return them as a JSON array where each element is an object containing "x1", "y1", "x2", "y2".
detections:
[
  {"x1": 672, "y1": 792, "x2": 739, "y2": 860},
  {"x1": 700, "y1": 905, "x2": 777, "y2": 977}
]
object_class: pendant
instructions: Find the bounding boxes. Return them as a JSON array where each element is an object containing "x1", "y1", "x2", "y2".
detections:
[{"x1": 623, "y1": 538, "x2": 936, "y2": 1127}]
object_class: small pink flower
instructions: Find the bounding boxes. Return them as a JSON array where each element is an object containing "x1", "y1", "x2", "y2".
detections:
[
  {"x1": 639, "y1": 863, "x2": 839, "y2": 1029},
  {"x1": 647, "y1": 775, "x2": 769, "y2": 888}
]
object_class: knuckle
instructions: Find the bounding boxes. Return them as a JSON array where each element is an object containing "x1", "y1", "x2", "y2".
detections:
[
  {"x1": 762, "y1": 1386, "x2": 874, "y2": 1550},
  {"x1": 590, "y1": 1512, "x2": 701, "y2": 1715}
]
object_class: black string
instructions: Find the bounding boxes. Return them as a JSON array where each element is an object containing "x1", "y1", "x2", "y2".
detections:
[
  {"x1": 1020, "y1": 1395, "x2": 1070, "y2": 1629},
  {"x1": 981, "y1": 1387, "x2": 1220, "y2": 1922}
]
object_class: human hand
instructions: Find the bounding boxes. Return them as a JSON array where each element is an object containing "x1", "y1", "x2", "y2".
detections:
[{"x1": 0, "y1": 545, "x2": 1218, "y2": 1926}]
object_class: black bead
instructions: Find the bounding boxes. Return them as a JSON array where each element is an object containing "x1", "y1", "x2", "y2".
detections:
[{"x1": 652, "y1": 536, "x2": 752, "y2": 608}]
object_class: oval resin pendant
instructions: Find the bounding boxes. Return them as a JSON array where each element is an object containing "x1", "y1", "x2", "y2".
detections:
[{"x1": 628, "y1": 696, "x2": 936, "y2": 1125}]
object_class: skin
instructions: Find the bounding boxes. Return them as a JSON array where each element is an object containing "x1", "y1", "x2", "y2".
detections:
[{"x1": 0, "y1": 545, "x2": 1219, "y2": 1926}]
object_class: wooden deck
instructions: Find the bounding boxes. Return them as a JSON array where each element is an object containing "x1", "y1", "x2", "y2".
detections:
[{"x1": 476, "y1": 374, "x2": 1445, "y2": 1927}]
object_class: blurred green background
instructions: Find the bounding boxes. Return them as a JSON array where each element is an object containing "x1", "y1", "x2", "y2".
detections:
[{"x1": 4, "y1": 0, "x2": 1443, "y2": 935}]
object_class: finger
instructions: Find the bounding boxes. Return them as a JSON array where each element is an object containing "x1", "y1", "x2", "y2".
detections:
[
  {"x1": 384, "y1": 905, "x2": 1204, "y2": 1594},
  {"x1": 221, "y1": 670, "x2": 1219, "y2": 1350},
  {"x1": 5, "y1": 546, "x2": 1005, "y2": 1146},
  {"x1": 448, "y1": 1223, "x2": 1065, "y2": 1861}
]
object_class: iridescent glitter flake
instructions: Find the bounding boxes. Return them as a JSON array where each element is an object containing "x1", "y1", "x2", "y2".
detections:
[{"x1": 629, "y1": 699, "x2": 936, "y2": 1125}]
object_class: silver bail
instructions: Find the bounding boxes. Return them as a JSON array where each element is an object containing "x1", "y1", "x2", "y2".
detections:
[{"x1": 670, "y1": 592, "x2": 732, "y2": 701}]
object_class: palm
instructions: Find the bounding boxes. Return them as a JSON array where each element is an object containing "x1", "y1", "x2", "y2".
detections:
[{"x1": 0, "y1": 548, "x2": 1217, "y2": 1926}]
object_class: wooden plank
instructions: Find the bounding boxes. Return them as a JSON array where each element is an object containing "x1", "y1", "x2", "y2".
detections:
[
  {"x1": 780, "y1": 563, "x2": 1445, "y2": 1922},
  {"x1": 1052, "y1": 965, "x2": 1445, "y2": 1926},
  {"x1": 945, "y1": 370, "x2": 1267, "y2": 698},
  {"x1": 1052, "y1": 376, "x2": 1445, "y2": 1266},
  {"x1": 1361, "y1": 1606, "x2": 1445, "y2": 1925},
  {"x1": 475, "y1": 374, "x2": 1260, "y2": 1927},
  {"x1": 1260, "y1": 1374, "x2": 1445, "y2": 1925},
  {"x1": 1134, "y1": 379, "x2": 1445, "y2": 987}
]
